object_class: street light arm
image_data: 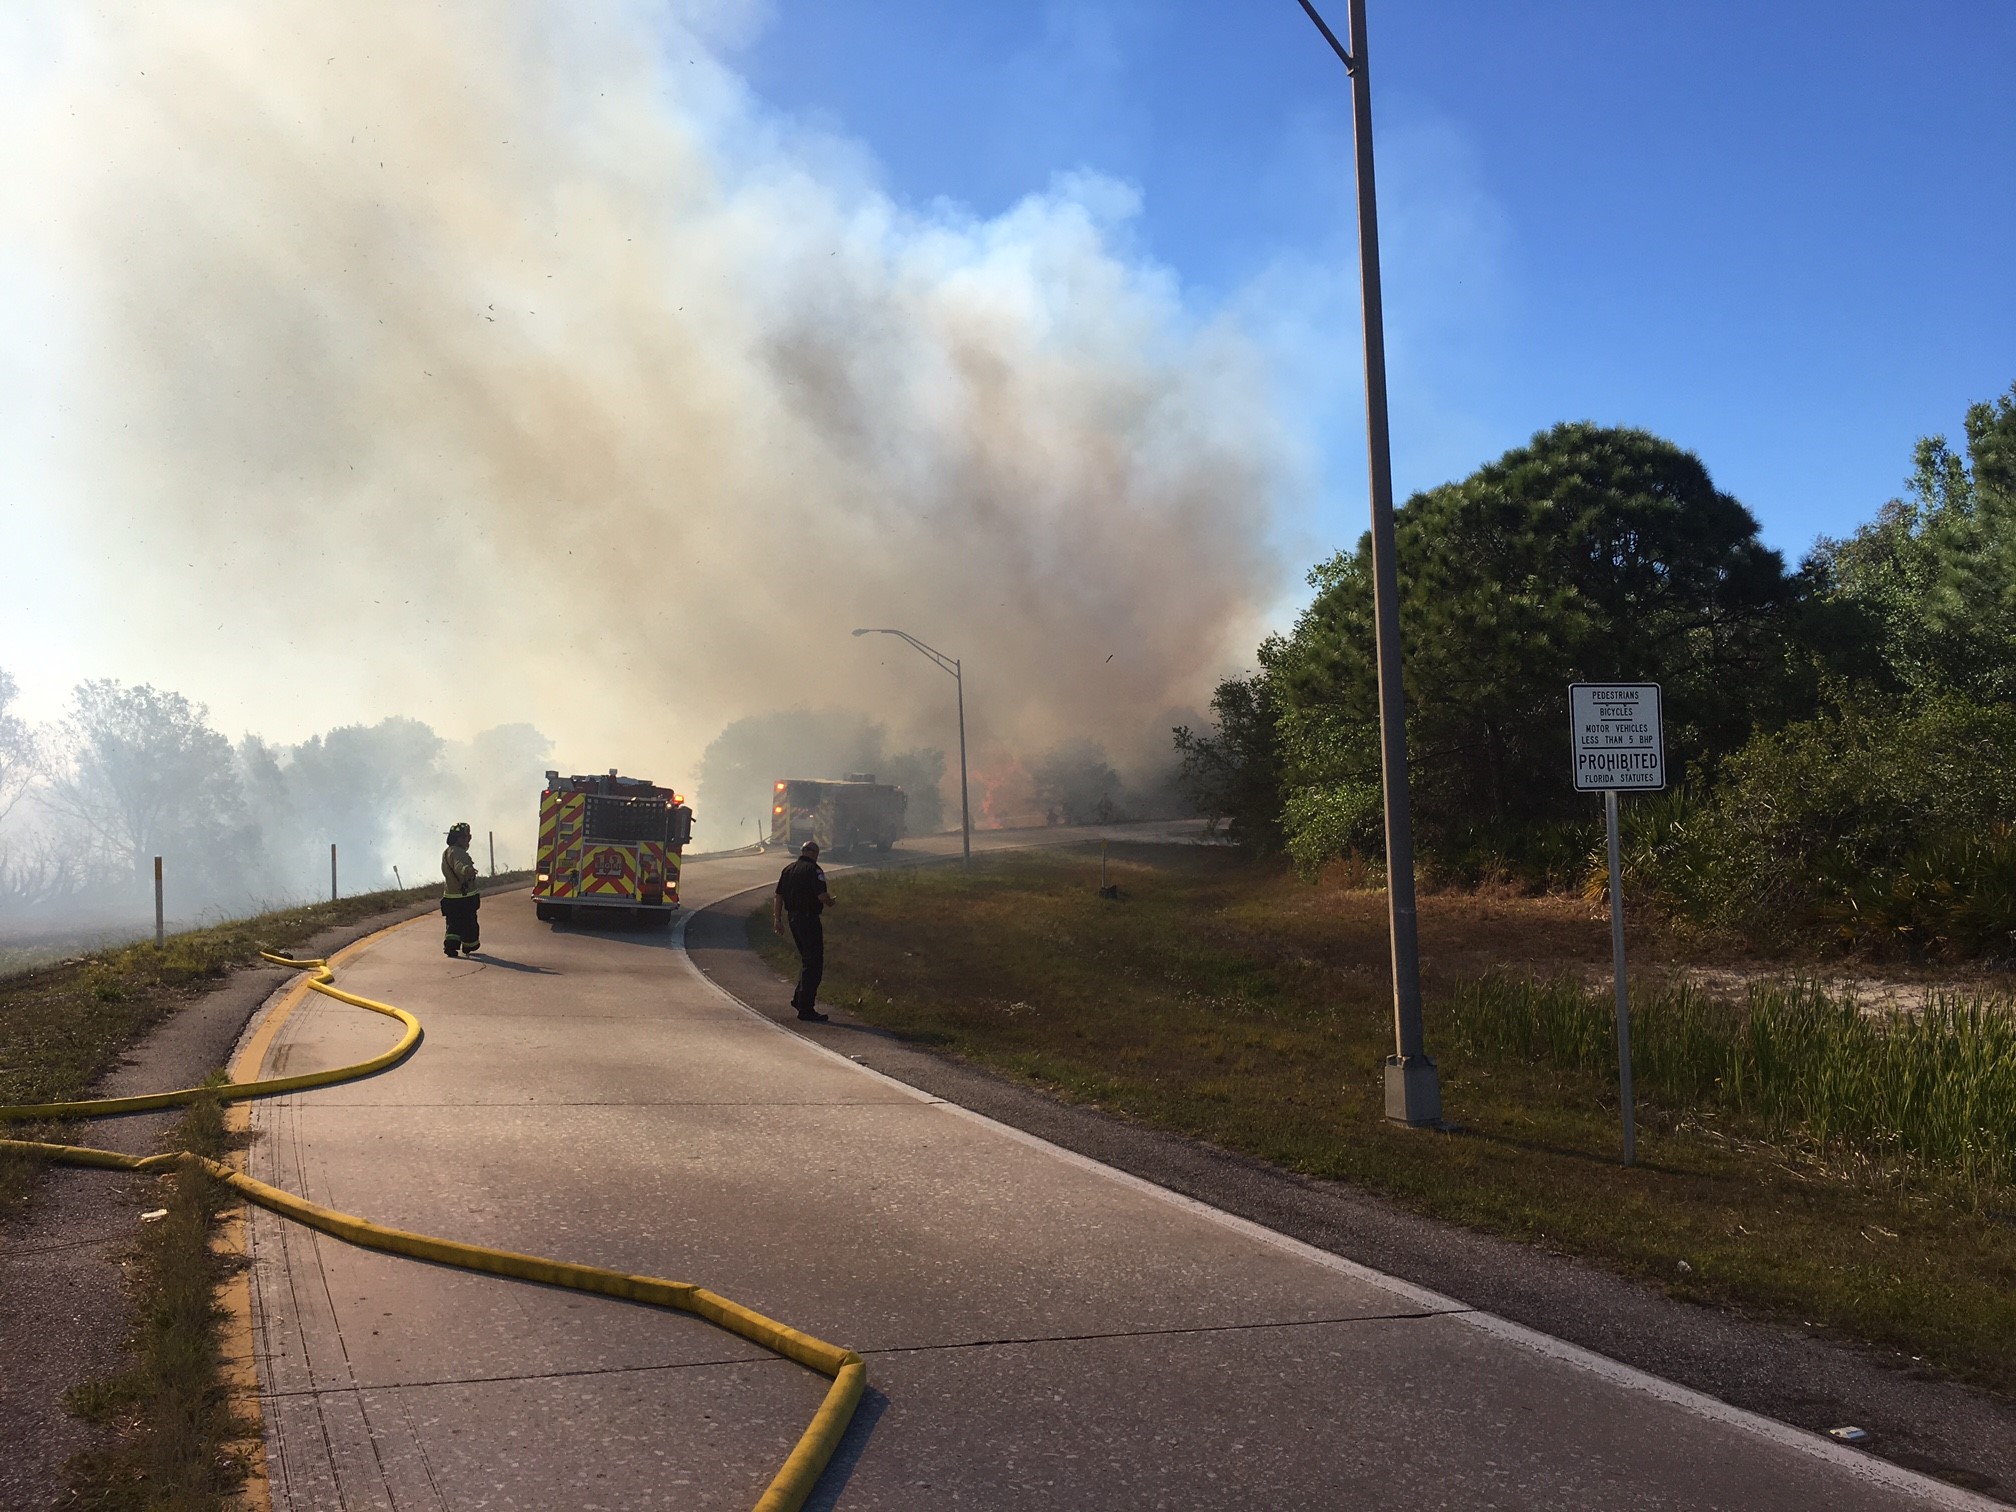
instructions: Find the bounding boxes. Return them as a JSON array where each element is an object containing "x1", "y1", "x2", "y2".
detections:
[
  {"x1": 851, "y1": 625, "x2": 973, "y2": 869},
  {"x1": 852, "y1": 627, "x2": 958, "y2": 678},
  {"x1": 1295, "y1": 0, "x2": 1356, "y2": 74}
]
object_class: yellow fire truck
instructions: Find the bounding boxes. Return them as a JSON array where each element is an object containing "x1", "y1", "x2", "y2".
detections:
[{"x1": 533, "y1": 769, "x2": 694, "y2": 927}]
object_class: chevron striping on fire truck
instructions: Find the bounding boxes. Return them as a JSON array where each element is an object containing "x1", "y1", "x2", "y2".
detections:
[{"x1": 532, "y1": 769, "x2": 694, "y2": 928}]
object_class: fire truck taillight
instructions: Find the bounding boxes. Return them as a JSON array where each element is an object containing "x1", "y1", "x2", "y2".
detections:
[{"x1": 773, "y1": 805, "x2": 784, "y2": 814}]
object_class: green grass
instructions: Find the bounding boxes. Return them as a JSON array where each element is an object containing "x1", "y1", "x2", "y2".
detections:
[
  {"x1": 0, "y1": 873, "x2": 531, "y2": 1213},
  {"x1": 61, "y1": 1089, "x2": 251, "y2": 1511},
  {"x1": 1, "y1": 931, "x2": 164, "y2": 980},
  {"x1": 750, "y1": 845, "x2": 2016, "y2": 1394},
  {"x1": 1447, "y1": 976, "x2": 2016, "y2": 1194}
]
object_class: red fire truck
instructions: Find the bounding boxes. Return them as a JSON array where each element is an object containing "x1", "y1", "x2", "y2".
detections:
[{"x1": 532, "y1": 769, "x2": 694, "y2": 928}]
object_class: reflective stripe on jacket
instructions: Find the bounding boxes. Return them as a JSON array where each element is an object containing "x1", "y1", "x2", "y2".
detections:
[{"x1": 442, "y1": 845, "x2": 480, "y2": 898}]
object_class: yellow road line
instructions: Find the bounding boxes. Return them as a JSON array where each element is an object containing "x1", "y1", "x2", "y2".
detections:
[
  {"x1": 218, "y1": 913, "x2": 431, "y2": 1512},
  {"x1": 1, "y1": 942, "x2": 865, "y2": 1512}
]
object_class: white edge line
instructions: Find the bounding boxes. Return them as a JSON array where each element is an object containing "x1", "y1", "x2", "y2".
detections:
[{"x1": 674, "y1": 891, "x2": 2005, "y2": 1512}]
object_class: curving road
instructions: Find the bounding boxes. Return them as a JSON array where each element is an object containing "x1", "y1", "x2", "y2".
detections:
[{"x1": 234, "y1": 824, "x2": 1988, "y2": 1510}]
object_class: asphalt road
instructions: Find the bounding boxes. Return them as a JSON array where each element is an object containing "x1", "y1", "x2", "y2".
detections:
[{"x1": 233, "y1": 826, "x2": 1995, "y2": 1510}]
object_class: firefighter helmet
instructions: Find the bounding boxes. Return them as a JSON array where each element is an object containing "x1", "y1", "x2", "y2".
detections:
[{"x1": 447, "y1": 822, "x2": 473, "y2": 846}]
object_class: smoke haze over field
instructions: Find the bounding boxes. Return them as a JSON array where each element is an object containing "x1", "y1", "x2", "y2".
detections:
[{"x1": 7, "y1": 0, "x2": 1286, "y2": 794}]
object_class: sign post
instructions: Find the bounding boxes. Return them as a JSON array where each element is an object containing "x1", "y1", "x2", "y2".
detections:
[
  {"x1": 1570, "y1": 682, "x2": 1665, "y2": 1167},
  {"x1": 1603, "y1": 787, "x2": 1635, "y2": 1167}
]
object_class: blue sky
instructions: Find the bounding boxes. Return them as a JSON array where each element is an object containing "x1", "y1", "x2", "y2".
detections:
[{"x1": 729, "y1": 0, "x2": 2016, "y2": 564}]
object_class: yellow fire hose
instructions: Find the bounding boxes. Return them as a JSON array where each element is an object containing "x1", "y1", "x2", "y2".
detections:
[{"x1": 0, "y1": 950, "x2": 865, "y2": 1512}]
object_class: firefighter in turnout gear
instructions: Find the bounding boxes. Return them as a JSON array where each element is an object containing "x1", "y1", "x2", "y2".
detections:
[{"x1": 441, "y1": 822, "x2": 482, "y2": 957}]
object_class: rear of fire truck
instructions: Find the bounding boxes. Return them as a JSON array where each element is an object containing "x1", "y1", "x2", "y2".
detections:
[
  {"x1": 533, "y1": 770, "x2": 695, "y2": 928},
  {"x1": 769, "y1": 774, "x2": 905, "y2": 856}
]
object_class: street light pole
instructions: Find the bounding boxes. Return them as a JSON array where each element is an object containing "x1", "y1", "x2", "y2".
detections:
[
  {"x1": 852, "y1": 627, "x2": 972, "y2": 867},
  {"x1": 1297, "y1": 0, "x2": 1440, "y2": 1126},
  {"x1": 953, "y1": 657, "x2": 971, "y2": 867}
]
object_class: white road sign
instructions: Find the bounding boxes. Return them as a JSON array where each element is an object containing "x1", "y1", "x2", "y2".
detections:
[{"x1": 1570, "y1": 682, "x2": 1665, "y2": 791}]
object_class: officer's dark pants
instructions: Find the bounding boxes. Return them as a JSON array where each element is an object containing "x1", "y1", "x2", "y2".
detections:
[
  {"x1": 441, "y1": 894, "x2": 481, "y2": 955},
  {"x1": 787, "y1": 910, "x2": 823, "y2": 1014}
]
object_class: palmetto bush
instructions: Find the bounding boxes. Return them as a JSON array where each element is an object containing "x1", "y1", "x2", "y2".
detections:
[{"x1": 1828, "y1": 825, "x2": 2016, "y2": 960}]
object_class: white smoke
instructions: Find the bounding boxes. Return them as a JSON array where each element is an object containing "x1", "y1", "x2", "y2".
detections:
[{"x1": 8, "y1": 0, "x2": 1285, "y2": 803}]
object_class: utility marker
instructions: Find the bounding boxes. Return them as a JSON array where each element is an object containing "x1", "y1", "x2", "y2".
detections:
[
  {"x1": 1570, "y1": 682, "x2": 1665, "y2": 1167},
  {"x1": 330, "y1": 842, "x2": 338, "y2": 903},
  {"x1": 153, "y1": 856, "x2": 164, "y2": 948}
]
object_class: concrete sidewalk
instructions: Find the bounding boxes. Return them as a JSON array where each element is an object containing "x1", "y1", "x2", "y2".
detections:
[{"x1": 234, "y1": 834, "x2": 1989, "y2": 1510}]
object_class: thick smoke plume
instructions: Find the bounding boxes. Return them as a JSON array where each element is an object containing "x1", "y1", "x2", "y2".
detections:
[{"x1": 15, "y1": 0, "x2": 1283, "y2": 820}]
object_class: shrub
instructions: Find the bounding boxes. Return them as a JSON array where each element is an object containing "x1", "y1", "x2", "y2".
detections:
[
  {"x1": 1281, "y1": 782, "x2": 1382, "y2": 881},
  {"x1": 1829, "y1": 825, "x2": 2016, "y2": 959},
  {"x1": 1634, "y1": 697, "x2": 2016, "y2": 950}
]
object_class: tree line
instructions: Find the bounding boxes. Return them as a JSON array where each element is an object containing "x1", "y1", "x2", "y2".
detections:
[
  {"x1": 1177, "y1": 381, "x2": 2016, "y2": 957},
  {"x1": 0, "y1": 675, "x2": 1179, "y2": 937},
  {"x1": 0, "y1": 677, "x2": 552, "y2": 930}
]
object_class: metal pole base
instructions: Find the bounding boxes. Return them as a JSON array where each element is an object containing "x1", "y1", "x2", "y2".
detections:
[{"x1": 1384, "y1": 1055, "x2": 1442, "y2": 1126}]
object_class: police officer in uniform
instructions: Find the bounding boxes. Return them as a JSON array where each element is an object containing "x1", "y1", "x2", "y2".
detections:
[
  {"x1": 772, "y1": 840, "x2": 835, "y2": 1022},
  {"x1": 441, "y1": 821, "x2": 482, "y2": 957}
]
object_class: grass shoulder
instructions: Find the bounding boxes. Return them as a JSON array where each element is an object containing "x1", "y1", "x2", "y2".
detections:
[
  {"x1": 61, "y1": 1090, "x2": 252, "y2": 1510},
  {"x1": 747, "y1": 844, "x2": 2016, "y2": 1396}
]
